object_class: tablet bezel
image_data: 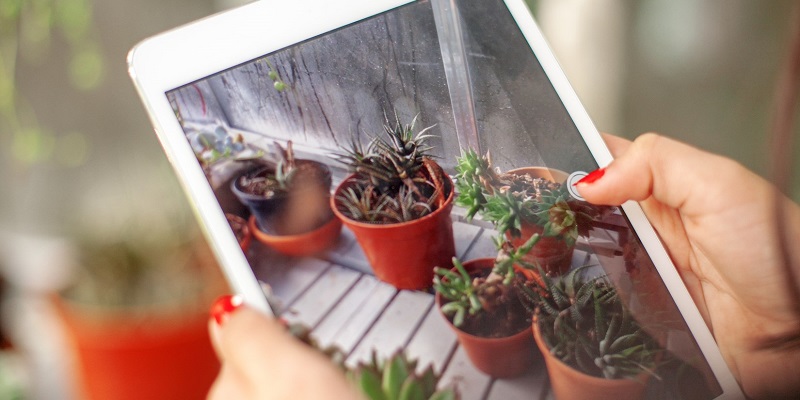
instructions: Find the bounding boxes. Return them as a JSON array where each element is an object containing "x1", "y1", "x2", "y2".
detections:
[{"x1": 128, "y1": 0, "x2": 744, "y2": 397}]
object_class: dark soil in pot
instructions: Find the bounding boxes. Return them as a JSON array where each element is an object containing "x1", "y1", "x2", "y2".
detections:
[
  {"x1": 442, "y1": 266, "x2": 532, "y2": 339},
  {"x1": 232, "y1": 160, "x2": 333, "y2": 236}
]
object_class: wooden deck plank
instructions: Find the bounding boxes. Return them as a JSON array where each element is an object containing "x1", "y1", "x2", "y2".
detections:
[
  {"x1": 312, "y1": 275, "x2": 397, "y2": 354},
  {"x1": 438, "y1": 346, "x2": 492, "y2": 400},
  {"x1": 453, "y1": 221, "x2": 483, "y2": 259},
  {"x1": 346, "y1": 290, "x2": 434, "y2": 368},
  {"x1": 405, "y1": 306, "x2": 459, "y2": 375},
  {"x1": 462, "y1": 229, "x2": 497, "y2": 260},
  {"x1": 255, "y1": 256, "x2": 331, "y2": 313},
  {"x1": 280, "y1": 264, "x2": 362, "y2": 327},
  {"x1": 324, "y1": 226, "x2": 372, "y2": 275},
  {"x1": 485, "y1": 361, "x2": 549, "y2": 400}
]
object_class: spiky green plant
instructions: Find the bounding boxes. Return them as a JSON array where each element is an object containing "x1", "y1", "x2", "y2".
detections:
[
  {"x1": 453, "y1": 149, "x2": 500, "y2": 219},
  {"x1": 433, "y1": 257, "x2": 481, "y2": 328},
  {"x1": 454, "y1": 150, "x2": 608, "y2": 246},
  {"x1": 349, "y1": 351, "x2": 457, "y2": 400},
  {"x1": 286, "y1": 323, "x2": 457, "y2": 400},
  {"x1": 521, "y1": 267, "x2": 661, "y2": 380},
  {"x1": 433, "y1": 233, "x2": 540, "y2": 327},
  {"x1": 234, "y1": 140, "x2": 303, "y2": 198},
  {"x1": 333, "y1": 113, "x2": 448, "y2": 224}
]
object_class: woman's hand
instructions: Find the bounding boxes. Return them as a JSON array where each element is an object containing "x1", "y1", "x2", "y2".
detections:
[
  {"x1": 576, "y1": 133, "x2": 800, "y2": 399},
  {"x1": 207, "y1": 295, "x2": 362, "y2": 400}
]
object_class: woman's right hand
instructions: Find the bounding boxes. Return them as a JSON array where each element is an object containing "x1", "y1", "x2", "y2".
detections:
[{"x1": 576, "y1": 133, "x2": 800, "y2": 399}]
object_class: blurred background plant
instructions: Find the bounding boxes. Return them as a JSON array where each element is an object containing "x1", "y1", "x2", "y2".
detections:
[{"x1": 0, "y1": 0, "x2": 104, "y2": 169}]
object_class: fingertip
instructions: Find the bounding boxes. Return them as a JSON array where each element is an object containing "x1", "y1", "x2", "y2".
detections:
[
  {"x1": 210, "y1": 294, "x2": 244, "y2": 326},
  {"x1": 573, "y1": 165, "x2": 626, "y2": 206}
]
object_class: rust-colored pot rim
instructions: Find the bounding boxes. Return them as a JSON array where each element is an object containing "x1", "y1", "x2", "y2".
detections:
[
  {"x1": 533, "y1": 315, "x2": 653, "y2": 386},
  {"x1": 249, "y1": 214, "x2": 340, "y2": 244},
  {"x1": 505, "y1": 166, "x2": 570, "y2": 184},
  {"x1": 330, "y1": 171, "x2": 454, "y2": 230},
  {"x1": 435, "y1": 258, "x2": 533, "y2": 342}
]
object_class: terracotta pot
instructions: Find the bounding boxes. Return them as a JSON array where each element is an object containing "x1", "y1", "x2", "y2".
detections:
[
  {"x1": 532, "y1": 316, "x2": 651, "y2": 400},
  {"x1": 331, "y1": 168, "x2": 455, "y2": 290},
  {"x1": 56, "y1": 299, "x2": 219, "y2": 400},
  {"x1": 249, "y1": 214, "x2": 341, "y2": 256},
  {"x1": 506, "y1": 167, "x2": 574, "y2": 275},
  {"x1": 436, "y1": 258, "x2": 537, "y2": 378}
]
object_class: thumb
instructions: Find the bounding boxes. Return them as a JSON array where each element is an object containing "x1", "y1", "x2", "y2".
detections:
[{"x1": 208, "y1": 295, "x2": 293, "y2": 373}]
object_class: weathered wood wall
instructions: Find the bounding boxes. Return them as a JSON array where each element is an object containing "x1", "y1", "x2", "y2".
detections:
[{"x1": 168, "y1": 0, "x2": 595, "y2": 174}]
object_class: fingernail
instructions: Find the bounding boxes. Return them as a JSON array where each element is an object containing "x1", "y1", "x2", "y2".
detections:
[
  {"x1": 210, "y1": 294, "x2": 243, "y2": 325},
  {"x1": 574, "y1": 168, "x2": 605, "y2": 186}
]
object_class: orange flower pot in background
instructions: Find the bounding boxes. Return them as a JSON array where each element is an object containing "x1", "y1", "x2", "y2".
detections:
[{"x1": 56, "y1": 299, "x2": 219, "y2": 400}]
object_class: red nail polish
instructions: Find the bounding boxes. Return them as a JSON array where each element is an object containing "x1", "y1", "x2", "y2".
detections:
[
  {"x1": 574, "y1": 168, "x2": 605, "y2": 186},
  {"x1": 210, "y1": 294, "x2": 243, "y2": 325}
]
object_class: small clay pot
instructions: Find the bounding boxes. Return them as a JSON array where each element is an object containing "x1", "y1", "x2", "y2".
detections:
[
  {"x1": 331, "y1": 164, "x2": 455, "y2": 290},
  {"x1": 506, "y1": 167, "x2": 574, "y2": 275},
  {"x1": 533, "y1": 316, "x2": 652, "y2": 400},
  {"x1": 249, "y1": 215, "x2": 341, "y2": 257},
  {"x1": 436, "y1": 258, "x2": 538, "y2": 378}
]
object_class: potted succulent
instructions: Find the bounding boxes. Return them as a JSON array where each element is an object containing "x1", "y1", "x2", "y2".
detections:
[
  {"x1": 287, "y1": 324, "x2": 457, "y2": 400},
  {"x1": 331, "y1": 114, "x2": 455, "y2": 290},
  {"x1": 348, "y1": 352, "x2": 457, "y2": 400},
  {"x1": 432, "y1": 234, "x2": 540, "y2": 378},
  {"x1": 56, "y1": 232, "x2": 226, "y2": 400},
  {"x1": 455, "y1": 149, "x2": 609, "y2": 275},
  {"x1": 521, "y1": 266, "x2": 662, "y2": 400},
  {"x1": 232, "y1": 141, "x2": 341, "y2": 256}
]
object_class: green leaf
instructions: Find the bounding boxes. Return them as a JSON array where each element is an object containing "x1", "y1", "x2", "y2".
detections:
[
  {"x1": 357, "y1": 369, "x2": 386, "y2": 400},
  {"x1": 429, "y1": 389, "x2": 457, "y2": 400},
  {"x1": 398, "y1": 379, "x2": 424, "y2": 400},
  {"x1": 383, "y1": 354, "x2": 409, "y2": 400}
]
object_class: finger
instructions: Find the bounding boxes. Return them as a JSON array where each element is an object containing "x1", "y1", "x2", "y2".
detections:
[
  {"x1": 599, "y1": 132, "x2": 631, "y2": 158},
  {"x1": 216, "y1": 306, "x2": 293, "y2": 381},
  {"x1": 575, "y1": 133, "x2": 755, "y2": 216},
  {"x1": 216, "y1": 307, "x2": 360, "y2": 399},
  {"x1": 208, "y1": 294, "x2": 246, "y2": 362},
  {"x1": 208, "y1": 318, "x2": 224, "y2": 362},
  {"x1": 207, "y1": 365, "x2": 249, "y2": 400}
]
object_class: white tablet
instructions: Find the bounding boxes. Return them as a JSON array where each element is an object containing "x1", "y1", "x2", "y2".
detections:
[{"x1": 128, "y1": 0, "x2": 744, "y2": 398}]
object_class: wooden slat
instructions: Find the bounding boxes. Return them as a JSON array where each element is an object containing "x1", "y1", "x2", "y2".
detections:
[
  {"x1": 255, "y1": 256, "x2": 331, "y2": 313},
  {"x1": 324, "y1": 226, "x2": 373, "y2": 275},
  {"x1": 312, "y1": 275, "x2": 397, "y2": 354},
  {"x1": 462, "y1": 229, "x2": 498, "y2": 260},
  {"x1": 280, "y1": 264, "x2": 361, "y2": 327},
  {"x1": 486, "y1": 362, "x2": 549, "y2": 400},
  {"x1": 438, "y1": 346, "x2": 492, "y2": 400},
  {"x1": 346, "y1": 290, "x2": 433, "y2": 368},
  {"x1": 453, "y1": 221, "x2": 483, "y2": 259},
  {"x1": 405, "y1": 306, "x2": 459, "y2": 375}
]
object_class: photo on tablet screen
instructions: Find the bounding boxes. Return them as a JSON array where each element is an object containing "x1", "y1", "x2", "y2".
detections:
[{"x1": 163, "y1": 0, "x2": 722, "y2": 397}]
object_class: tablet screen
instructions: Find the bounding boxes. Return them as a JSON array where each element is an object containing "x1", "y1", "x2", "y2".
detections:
[{"x1": 164, "y1": 0, "x2": 722, "y2": 397}]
